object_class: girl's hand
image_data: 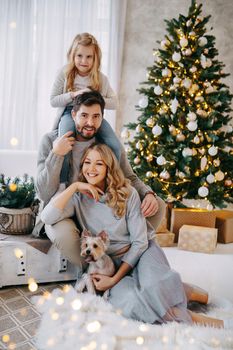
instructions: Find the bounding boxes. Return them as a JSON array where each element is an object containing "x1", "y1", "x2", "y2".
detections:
[
  {"x1": 75, "y1": 182, "x2": 104, "y2": 201},
  {"x1": 92, "y1": 274, "x2": 115, "y2": 291},
  {"x1": 71, "y1": 88, "x2": 91, "y2": 99},
  {"x1": 53, "y1": 131, "x2": 75, "y2": 156}
]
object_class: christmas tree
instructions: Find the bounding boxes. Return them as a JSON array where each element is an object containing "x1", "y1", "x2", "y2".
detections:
[{"x1": 123, "y1": 0, "x2": 233, "y2": 208}]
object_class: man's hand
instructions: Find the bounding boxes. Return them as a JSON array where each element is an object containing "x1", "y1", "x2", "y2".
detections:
[
  {"x1": 52, "y1": 131, "x2": 75, "y2": 156},
  {"x1": 92, "y1": 274, "x2": 115, "y2": 291},
  {"x1": 141, "y1": 193, "x2": 158, "y2": 217}
]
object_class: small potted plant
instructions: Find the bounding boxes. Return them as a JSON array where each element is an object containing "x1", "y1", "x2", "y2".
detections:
[{"x1": 0, "y1": 174, "x2": 39, "y2": 234}]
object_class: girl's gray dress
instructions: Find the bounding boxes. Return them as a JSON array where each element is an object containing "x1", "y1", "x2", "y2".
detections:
[{"x1": 41, "y1": 186, "x2": 192, "y2": 324}]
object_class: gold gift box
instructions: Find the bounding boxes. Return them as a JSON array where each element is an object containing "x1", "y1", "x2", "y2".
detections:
[
  {"x1": 178, "y1": 225, "x2": 218, "y2": 254},
  {"x1": 170, "y1": 208, "x2": 216, "y2": 242},
  {"x1": 155, "y1": 232, "x2": 175, "y2": 247},
  {"x1": 214, "y1": 210, "x2": 233, "y2": 243}
]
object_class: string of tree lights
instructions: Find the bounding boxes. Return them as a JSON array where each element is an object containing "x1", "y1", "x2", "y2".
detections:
[{"x1": 122, "y1": 0, "x2": 233, "y2": 208}]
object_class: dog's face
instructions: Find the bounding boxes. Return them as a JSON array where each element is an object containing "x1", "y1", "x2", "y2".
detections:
[{"x1": 81, "y1": 230, "x2": 109, "y2": 263}]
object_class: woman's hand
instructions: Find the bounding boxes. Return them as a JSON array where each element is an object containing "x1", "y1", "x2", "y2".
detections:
[
  {"x1": 141, "y1": 193, "x2": 158, "y2": 217},
  {"x1": 91, "y1": 274, "x2": 116, "y2": 291},
  {"x1": 75, "y1": 182, "x2": 104, "y2": 201}
]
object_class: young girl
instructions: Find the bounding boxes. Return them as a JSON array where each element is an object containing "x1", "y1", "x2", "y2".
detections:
[
  {"x1": 41, "y1": 143, "x2": 232, "y2": 328},
  {"x1": 50, "y1": 32, "x2": 120, "y2": 183}
]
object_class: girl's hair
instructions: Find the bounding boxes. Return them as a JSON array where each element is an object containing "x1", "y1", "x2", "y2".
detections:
[
  {"x1": 79, "y1": 143, "x2": 131, "y2": 218},
  {"x1": 66, "y1": 33, "x2": 102, "y2": 92}
]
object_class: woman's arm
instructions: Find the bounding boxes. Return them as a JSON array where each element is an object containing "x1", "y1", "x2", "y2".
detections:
[
  {"x1": 41, "y1": 182, "x2": 103, "y2": 225},
  {"x1": 92, "y1": 261, "x2": 132, "y2": 291}
]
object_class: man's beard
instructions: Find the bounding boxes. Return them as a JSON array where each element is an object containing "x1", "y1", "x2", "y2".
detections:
[{"x1": 76, "y1": 126, "x2": 97, "y2": 139}]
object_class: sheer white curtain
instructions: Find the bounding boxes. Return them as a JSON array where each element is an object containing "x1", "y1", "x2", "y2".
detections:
[{"x1": 0, "y1": 0, "x2": 127, "y2": 150}]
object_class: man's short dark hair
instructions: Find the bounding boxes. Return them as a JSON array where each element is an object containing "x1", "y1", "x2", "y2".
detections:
[{"x1": 72, "y1": 90, "x2": 105, "y2": 115}]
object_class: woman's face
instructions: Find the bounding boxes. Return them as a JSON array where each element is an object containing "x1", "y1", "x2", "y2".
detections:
[
  {"x1": 74, "y1": 44, "x2": 94, "y2": 76},
  {"x1": 82, "y1": 150, "x2": 107, "y2": 191}
]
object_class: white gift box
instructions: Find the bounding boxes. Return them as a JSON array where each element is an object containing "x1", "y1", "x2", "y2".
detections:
[{"x1": 178, "y1": 225, "x2": 218, "y2": 254}]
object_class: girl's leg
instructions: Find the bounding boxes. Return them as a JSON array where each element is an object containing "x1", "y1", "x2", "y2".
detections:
[
  {"x1": 189, "y1": 310, "x2": 224, "y2": 328},
  {"x1": 97, "y1": 119, "x2": 121, "y2": 160},
  {"x1": 58, "y1": 113, "x2": 76, "y2": 183}
]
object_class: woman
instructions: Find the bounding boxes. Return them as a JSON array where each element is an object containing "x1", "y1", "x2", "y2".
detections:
[{"x1": 41, "y1": 143, "x2": 231, "y2": 328}]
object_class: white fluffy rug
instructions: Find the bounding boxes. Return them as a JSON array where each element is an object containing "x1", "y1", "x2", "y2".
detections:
[{"x1": 33, "y1": 286, "x2": 233, "y2": 350}]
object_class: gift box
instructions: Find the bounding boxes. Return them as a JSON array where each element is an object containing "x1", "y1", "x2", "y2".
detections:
[
  {"x1": 155, "y1": 232, "x2": 175, "y2": 247},
  {"x1": 170, "y1": 208, "x2": 216, "y2": 242},
  {"x1": 178, "y1": 225, "x2": 218, "y2": 254},
  {"x1": 214, "y1": 210, "x2": 233, "y2": 243}
]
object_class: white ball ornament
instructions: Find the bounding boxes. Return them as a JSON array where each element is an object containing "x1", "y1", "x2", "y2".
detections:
[
  {"x1": 184, "y1": 48, "x2": 192, "y2": 56},
  {"x1": 193, "y1": 135, "x2": 200, "y2": 144},
  {"x1": 173, "y1": 76, "x2": 181, "y2": 84},
  {"x1": 206, "y1": 173, "x2": 215, "y2": 184},
  {"x1": 189, "y1": 66, "x2": 197, "y2": 73},
  {"x1": 138, "y1": 96, "x2": 148, "y2": 108},
  {"x1": 160, "y1": 170, "x2": 170, "y2": 179},
  {"x1": 161, "y1": 39, "x2": 169, "y2": 50},
  {"x1": 154, "y1": 85, "x2": 163, "y2": 95},
  {"x1": 136, "y1": 124, "x2": 143, "y2": 133},
  {"x1": 134, "y1": 156, "x2": 141, "y2": 165},
  {"x1": 146, "y1": 117, "x2": 154, "y2": 128},
  {"x1": 146, "y1": 171, "x2": 153, "y2": 178},
  {"x1": 187, "y1": 112, "x2": 197, "y2": 121},
  {"x1": 208, "y1": 146, "x2": 218, "y2": 156},
  {"x1": 136, "y1": 141, "x2": 143, "y2": 150},
  {"x1": 162, "y1": 68, "x2": 172, "y2": 77},
  {"x1": 179, "y1": 37, "x2": 188, "y2": 48},
  {"x1": 183, "y1": 78, "x2": 192, "y2": 89},
  {"x1": 120, "y1": 128, "x2": 130, "y2": 139},
  {"x1": 187, "y1": 121, "x2": 198, "y2": 131},
  {"x1": 156, "y1": 155, "x2": 166, "y2": 166},
  {"x1": 198, "y1": 186, "x2": 209, "y2": 198},
  {"x1": 215, "y1": 170, "x2": 224, "y2": 181},
  {"x1": 152, "y1": 124, "x2": 162, "y2": 136},
  {"x1": 182, "y1": 148, "x2": 193, "y2": 157},
  {"x1": 198, "y1": 36, "x2": 208, "y2": 47},
  {"x1": 172, "y1": 52, "x2": 181, "y2": 62}
]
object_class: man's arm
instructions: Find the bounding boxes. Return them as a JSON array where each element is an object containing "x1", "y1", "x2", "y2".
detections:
[{"x1": 36, "y1": 131, "x2": 64, "y2": 204}]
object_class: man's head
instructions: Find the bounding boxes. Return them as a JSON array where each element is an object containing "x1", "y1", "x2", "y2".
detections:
[{"x1": 72, "y1": 91, "x2": 105, "y2": 141}]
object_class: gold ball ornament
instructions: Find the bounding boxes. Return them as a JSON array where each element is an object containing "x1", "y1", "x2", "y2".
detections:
[
  {"x1": 215, "y1": 170, "x2": 224, "y2": 181},
  {"x1": 146, "y1": 154, "x2": 154, "y2": 162},
  {"x1": 9, "y1": 183, "x2": 17, "y2": 192},
  {"x1": 225, "y1": 179, "x2": 232, "y2": 187},
  {"x1": 136, "y1": 141, "x2": 143, "y2": 150},
  {"x1": 136, "y1": 124, "x2": 143, "y2": 133},
  {"x1": 213, "y1": 158, "x2": 220, "y2": 167},
  {"x1": 120, "y1": 128, "x2": 130, "y2": 139},
  {"x1": 176, "y1": 133, "x2": 185, "y2": 141},
  {"x1": 146, "y1": 171, "x2": 154, "y2": 178}
]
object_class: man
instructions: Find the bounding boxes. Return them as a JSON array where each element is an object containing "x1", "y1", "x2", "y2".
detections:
[{"x1": 35, "y1": 91, "x2": 166, "y2": 267}]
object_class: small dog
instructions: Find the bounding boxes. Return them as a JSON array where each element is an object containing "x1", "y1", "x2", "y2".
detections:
[{"x1": 75, "y1": 229, "x2": 115, "y2": 299}]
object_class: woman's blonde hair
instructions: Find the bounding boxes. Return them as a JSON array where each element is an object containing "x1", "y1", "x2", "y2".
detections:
[
  {"x1": 66, "y1": 33, "x2": 102, "y2": 92},
  {"x1": 79, "y1": 144, "x2": 131, "y2": 218}
]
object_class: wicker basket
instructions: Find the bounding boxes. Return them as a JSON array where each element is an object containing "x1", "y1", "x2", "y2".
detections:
[{"x1": 0, "y1": 206, "x2": 38, "y2": 235}]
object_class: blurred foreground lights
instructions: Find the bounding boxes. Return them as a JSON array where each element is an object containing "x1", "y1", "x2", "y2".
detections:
[
  {"x1": 47, "y1": 337, "x2": 55, "y2": 347},
  {"x1": 139, "y1": 324, "x2": 148, "y2": 332},
  {"x1": 87, "y1": 320, "x2": 101, "y2": 333},
  {"x1": 51, "y1": 312, "x2": 59, "y2": 320},
  {"x1": 71, "y1": 298, "x2": 82, "y2": 310},
  {"x1": 14, "y1": 248, "x2": 23, "y2": 258},
  {"x1": 10, "y1": 137, "x2": 19, "y2": 146},
  {"x1": 56, "y1": 296, "x2": 64, "y2": 305},
  {"x1": 63, "y1": 284, "x2": 71, "y2": 293},
  {"x1": 2, "y1": 334, "x2": 10, "y2": 343},
  {"x1": 28, "y1": 278, "x2": 38, "y2": 292},
  {"x1": 8, "y1": 342, "x2": 16, "y2": 349},
  {"x1": 136, "y1": 336, "x2": 144, "y2": 345}
]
